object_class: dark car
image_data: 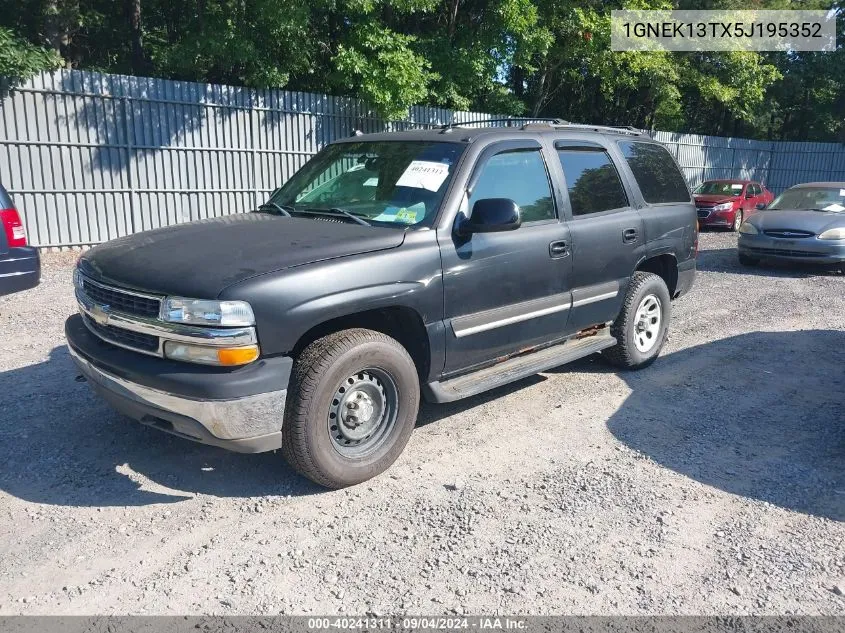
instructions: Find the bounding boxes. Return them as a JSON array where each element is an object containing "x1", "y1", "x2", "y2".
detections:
[
  {"x1": 0, "y1": 184, "x2": 40, "y2": 296},
  {"x1": 738, "y1": 182, "x2": 845, "y2": 270},
  {"x1": 693, "y1": 179, "x2": 774, "y2": 232},
  {"x1": 65, "y1": 121, "x2": 697, "y2": 488}
]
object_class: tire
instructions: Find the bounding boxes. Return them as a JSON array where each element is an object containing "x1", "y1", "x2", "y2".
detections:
[
  {"x1": 601, "y1": 272, "x2": 671, "y2": 370},
  {"x1": 730, "y1": 209, "x2": 743, "y2": 232},
  {"x1": 282, "y1": 328, "x2": 420, "y2": 489},
  {"x1": 738, "y1": 253, "x2": 759, "y2": 267}
]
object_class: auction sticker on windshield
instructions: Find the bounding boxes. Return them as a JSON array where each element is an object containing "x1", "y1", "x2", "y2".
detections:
[{"x1": 396, "y1": 161, "x2": 451, "y2": 192}]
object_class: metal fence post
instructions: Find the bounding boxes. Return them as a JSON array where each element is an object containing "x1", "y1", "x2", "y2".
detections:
[{"x1": 121, "y1": 95, "x2": 137, "y2": 235}]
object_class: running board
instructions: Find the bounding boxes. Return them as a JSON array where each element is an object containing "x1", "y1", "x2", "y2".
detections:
[{"x1": 424, "y1": 333, "x2": 617, "y2": 403}]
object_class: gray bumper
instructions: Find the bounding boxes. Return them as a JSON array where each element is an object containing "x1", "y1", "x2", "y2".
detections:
[
  {"x1": 68, "y1": 344, "x2": 286, "y2": 453},
  {"x1": 738, "y1": 234, "x2": 845, "y2": 264}
]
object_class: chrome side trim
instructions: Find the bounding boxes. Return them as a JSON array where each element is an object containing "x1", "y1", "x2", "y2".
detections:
[
  {"x1": 571, "y1": 290, "x2": 619, "y2": 307},
  {"x1": 571, "y1": 281, "x2": 620, "y2": 308},
  {"x1": 0, "y1": 270, "x2": 37, "y2": 278},
  {"x1": 451, "y1": 292, "x2": 572, "y2": 339},
  {"x1": 68, "y1": 344, "x2": 287, "y2": 441}
]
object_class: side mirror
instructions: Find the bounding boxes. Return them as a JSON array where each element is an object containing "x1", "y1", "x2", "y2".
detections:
[
  {"x1": 745, "y1": 192, "x2": 754, "y2": 199},
  {"x1": 458, "y1": 198, "x2": 521, "y2": 235},
  {"x1": 756, "y1": 202, "x2": 766, "y2": 210}
]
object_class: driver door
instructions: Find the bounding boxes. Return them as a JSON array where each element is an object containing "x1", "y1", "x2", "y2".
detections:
[{"x1": 438, "y1": 140, "x2": 574, "y2": 375}]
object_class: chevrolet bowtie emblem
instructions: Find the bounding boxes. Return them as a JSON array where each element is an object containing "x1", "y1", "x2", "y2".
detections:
[{"x1": 90, "y1": 303, "x2": 110, "y2": 326}]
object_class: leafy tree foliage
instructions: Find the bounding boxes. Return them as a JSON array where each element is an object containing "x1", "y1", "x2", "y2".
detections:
[{"x1": 0, "y1": 0, "x2": 841, "y2": 140}]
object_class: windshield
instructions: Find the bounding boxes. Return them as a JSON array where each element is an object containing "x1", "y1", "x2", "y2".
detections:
[
  {"x1": 768, "y1": 186, "x2": 845, "y2": 212},
  {"x1": 693, "y1": 181, "x2": 745, "y2": 196},
  {"x1": 269, "y1": 141, "x2": 465, "y2": 227}
]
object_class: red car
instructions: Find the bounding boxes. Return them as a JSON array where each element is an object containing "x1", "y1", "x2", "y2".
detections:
[{"x1": 693, "y1": 179, "x2": 774, "y2": 231}]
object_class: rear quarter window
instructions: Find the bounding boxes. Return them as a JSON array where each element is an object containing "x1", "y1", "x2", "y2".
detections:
[{"x1": 619, "y1": 141, "x2": 690, "y2": 204}]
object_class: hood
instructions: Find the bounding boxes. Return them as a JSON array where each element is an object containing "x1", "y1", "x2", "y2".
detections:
[
  {"x1": 694, "y1": 194, "x2": 738, "y2": 205},
  {"x1": 79, "y1": 213, "x2": 406, "y2": 298},
  {"x1": 746, "y1": 208, "x2": 845, "y2": 234}
]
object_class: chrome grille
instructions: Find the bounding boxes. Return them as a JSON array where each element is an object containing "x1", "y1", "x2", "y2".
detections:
[
  {"x1": 81, "y1": 277, "x2": 161, "y2": 318},
  {"x1": 697, "y1": 209, "x2": 711, "y2": 219},
  {"x1": 83, "y1": 315, "x2": 160, "y2": 353},
  {"x1": 763, "y1": 229, "x2": 814, "y2": 239}
]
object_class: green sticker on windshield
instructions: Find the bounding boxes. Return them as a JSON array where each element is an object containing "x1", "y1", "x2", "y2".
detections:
[{"x1": 394, "y1": 208, "x2": 419, "y2": 223}]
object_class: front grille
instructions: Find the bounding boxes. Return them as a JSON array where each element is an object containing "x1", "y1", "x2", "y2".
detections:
[
  {"x1": 82, "y1": 278, "x2": 161, "y2": 318},
  {"x1": 83, "y1": 315, "x2": 160, "y2": 352},
  {"x1": 763, "y1": 229, "x2": 814, "y2": 239},
  {"x1": 747, "y1": 247, "x2": 824, "y2": 258},
  {"x1": 697, "y1": 209, "x2": 712, "y2": 219}
]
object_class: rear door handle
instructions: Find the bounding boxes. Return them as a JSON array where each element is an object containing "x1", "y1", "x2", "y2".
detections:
[
  {"x1": 549, "y1": 240, "x2": 569, "y2": 258},
  {"x1": 623, "y1": 228, "x2": 638, "y2": 244}
]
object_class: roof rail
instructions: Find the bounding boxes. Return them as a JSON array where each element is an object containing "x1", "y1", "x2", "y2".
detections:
[
  {"x1": 521, "y1": 121, "x2": 645, "y2": 136},
  {"x1": 439, "y1": 117, "x2": 567, "y2": 131}
]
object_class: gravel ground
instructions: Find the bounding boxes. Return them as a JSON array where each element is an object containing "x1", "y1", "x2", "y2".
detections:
[{"x1": 0, "y1": 231, "x2": 843, "y2": 615}]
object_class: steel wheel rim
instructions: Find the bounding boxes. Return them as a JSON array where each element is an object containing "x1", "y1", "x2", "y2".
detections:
[
  {"x1": 734, "y1": 210, "x2": 743, "y2": 231},
  {"x1": 327, "y1": 367, "x2": 399, "y2": 457},
  {"x1": 633, "y1": 294, "x2": 662, "y2": 353}
]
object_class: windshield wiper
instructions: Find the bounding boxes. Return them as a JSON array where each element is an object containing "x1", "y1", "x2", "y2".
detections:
[
  {"x1": 297, "y1": 207, "x2": 371, "y2": 227},
  {"x1": 257, "y1": 202, "x2": 294, "y2": 217}
]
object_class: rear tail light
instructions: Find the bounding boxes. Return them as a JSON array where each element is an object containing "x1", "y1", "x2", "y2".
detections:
[{"x1": 0, "y1": 207, "x2": 27, "y2": 247}]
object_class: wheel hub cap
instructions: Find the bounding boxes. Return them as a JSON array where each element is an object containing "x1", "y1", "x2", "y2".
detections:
[
  {"x1": 328, "y1": 369, "x2": 399, "y2": 456},
  {"x1": 633, "y1": 294, "x2": 662, "y2": 353}
]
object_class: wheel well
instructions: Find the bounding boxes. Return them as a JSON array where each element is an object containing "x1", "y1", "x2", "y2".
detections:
[
  {"x1": 291, "y1": 307, "x2": 430, "y2": 380},
  {"x1": 637, "y1": 254, "x2": 679, "y2": 297}
]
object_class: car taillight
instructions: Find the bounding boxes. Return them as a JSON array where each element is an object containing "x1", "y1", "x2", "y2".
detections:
[{"x1": 0, "y1": 207, "x2": 27, "y2": 247}]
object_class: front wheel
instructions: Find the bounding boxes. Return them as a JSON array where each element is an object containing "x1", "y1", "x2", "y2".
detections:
[
  {"x1": 282, "y1": 328, "x2": 420, "y2": 488},
  {"x1": 730, "y1": 209, "x2": 744, "y2": 232},
  {"x1": 601, "y1": 272, "x2": 671, "y2": 370}
]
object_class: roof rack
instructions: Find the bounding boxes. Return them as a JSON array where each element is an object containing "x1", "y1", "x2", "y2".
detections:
[
  {"x1": 520, "y1": 121, "x2": 645, "y2": 136},
  {"x1": 439, "y1": 117, "x2": 567, "y2": 131}
]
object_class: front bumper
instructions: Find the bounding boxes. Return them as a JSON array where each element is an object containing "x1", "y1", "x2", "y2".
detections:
[
  {"x1": 738, "y1": 234, "x2": 845, "y2": 264},
  {"x1": 697, "y1": 208, "x2": 735, "y2": 227},
  {"x1": 0, "y1": 246, "x2": 40, "y2": 296},
  {"x1": 66, "y1": 314, "x2": 291, "y2": 453}
]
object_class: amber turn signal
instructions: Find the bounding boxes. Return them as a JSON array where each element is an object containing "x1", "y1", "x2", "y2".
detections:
[{"x1": 217, "y1": 346, "x2": 260, "y2": 366}]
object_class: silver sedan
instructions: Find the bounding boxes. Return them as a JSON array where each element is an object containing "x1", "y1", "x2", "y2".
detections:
[{"x1": 737, "y1": 181, "x2": 845, "y2": 270}]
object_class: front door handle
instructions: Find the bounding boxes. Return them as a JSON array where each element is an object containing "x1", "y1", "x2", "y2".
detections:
[
  {"x1": 623, "y1": 228, "x2": 638, "y2": 243},
  {"x1": 549, "y1": 240, "x2": 569, "y2": 258}
]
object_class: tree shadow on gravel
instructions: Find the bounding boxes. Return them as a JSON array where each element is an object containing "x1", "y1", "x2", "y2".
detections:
[
  {"x1": 604, "y1": 329, "x2": 845, "y2": 522},
  {"x1": 0, "y1": 346, "x2": 322, "y2": 507},
  {"x1": 696, "y1": 246, "x2": 843, "y2": 278}
]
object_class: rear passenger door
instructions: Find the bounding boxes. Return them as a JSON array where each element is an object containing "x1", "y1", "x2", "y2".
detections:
[{"x1": 552, "y1": 140, "x2": 645, "y2": 331}]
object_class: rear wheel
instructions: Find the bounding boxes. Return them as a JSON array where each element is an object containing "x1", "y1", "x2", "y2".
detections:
[
  {"x1": 282, "y1": 328, "x2": 420, "y2": 488},
  {"x1": 730, "y1": 209, "x2": 743, "y2": 232},
  {"x1": 738, "y1": 253, "x2": 759, "y2": 267},
  {"x1": 602, "y1": 272, "x2": 671, "y2": 370}
]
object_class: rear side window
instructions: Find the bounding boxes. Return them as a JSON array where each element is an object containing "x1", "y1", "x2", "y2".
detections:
[
  {"x1": 557, "y1": 149, "x2": 628, "y2": 216},
  {"x1": 619, "y1": 142, "x2": 690, "y2": 204},
  {"x1": 469, "y1": 149, "x2": 555, "y2": 223}
]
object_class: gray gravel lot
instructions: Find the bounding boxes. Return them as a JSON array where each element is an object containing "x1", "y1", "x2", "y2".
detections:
[{"x1": 0, "y1": 231, "x2": 843, "y2": 615}]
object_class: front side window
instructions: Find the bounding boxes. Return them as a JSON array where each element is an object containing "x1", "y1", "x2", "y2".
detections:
[
  {"x1": 271, "y1": 141, "x2": 465, "y2": 227},
  {"x1": 557, "y1": 149, "x2": 628, "y2": 216},
  {"x1": 469, "y1": 149, "x2": 555, "y2": 223},
  {"x1": 620, "y1": 141, "x2": 690, "y2": 204}
]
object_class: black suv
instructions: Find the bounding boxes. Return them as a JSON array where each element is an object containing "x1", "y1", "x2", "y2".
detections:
[{"x1": 66, "y1": 121, "x2": 697, "y2": 488}]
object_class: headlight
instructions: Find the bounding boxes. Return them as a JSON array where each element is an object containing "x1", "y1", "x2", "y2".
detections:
[
  {"x1": 73, "y1": 267, "x2": 84, "y2": 290},
  {"x1": 161, "y1": 297, "x2": 255, "y2": 326},
  {"x1": 738, "y1": 222, "x2": 759, "y2": 235},
  {"x1": 163, "y1": 341, "x2": 260, "y2": 366},
  {"x1": 713, "y1": 202, "x2": 734, "y2": 212},
  {"x1": 818, "y1": 227, "x2": 845, "y2": 240}
]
